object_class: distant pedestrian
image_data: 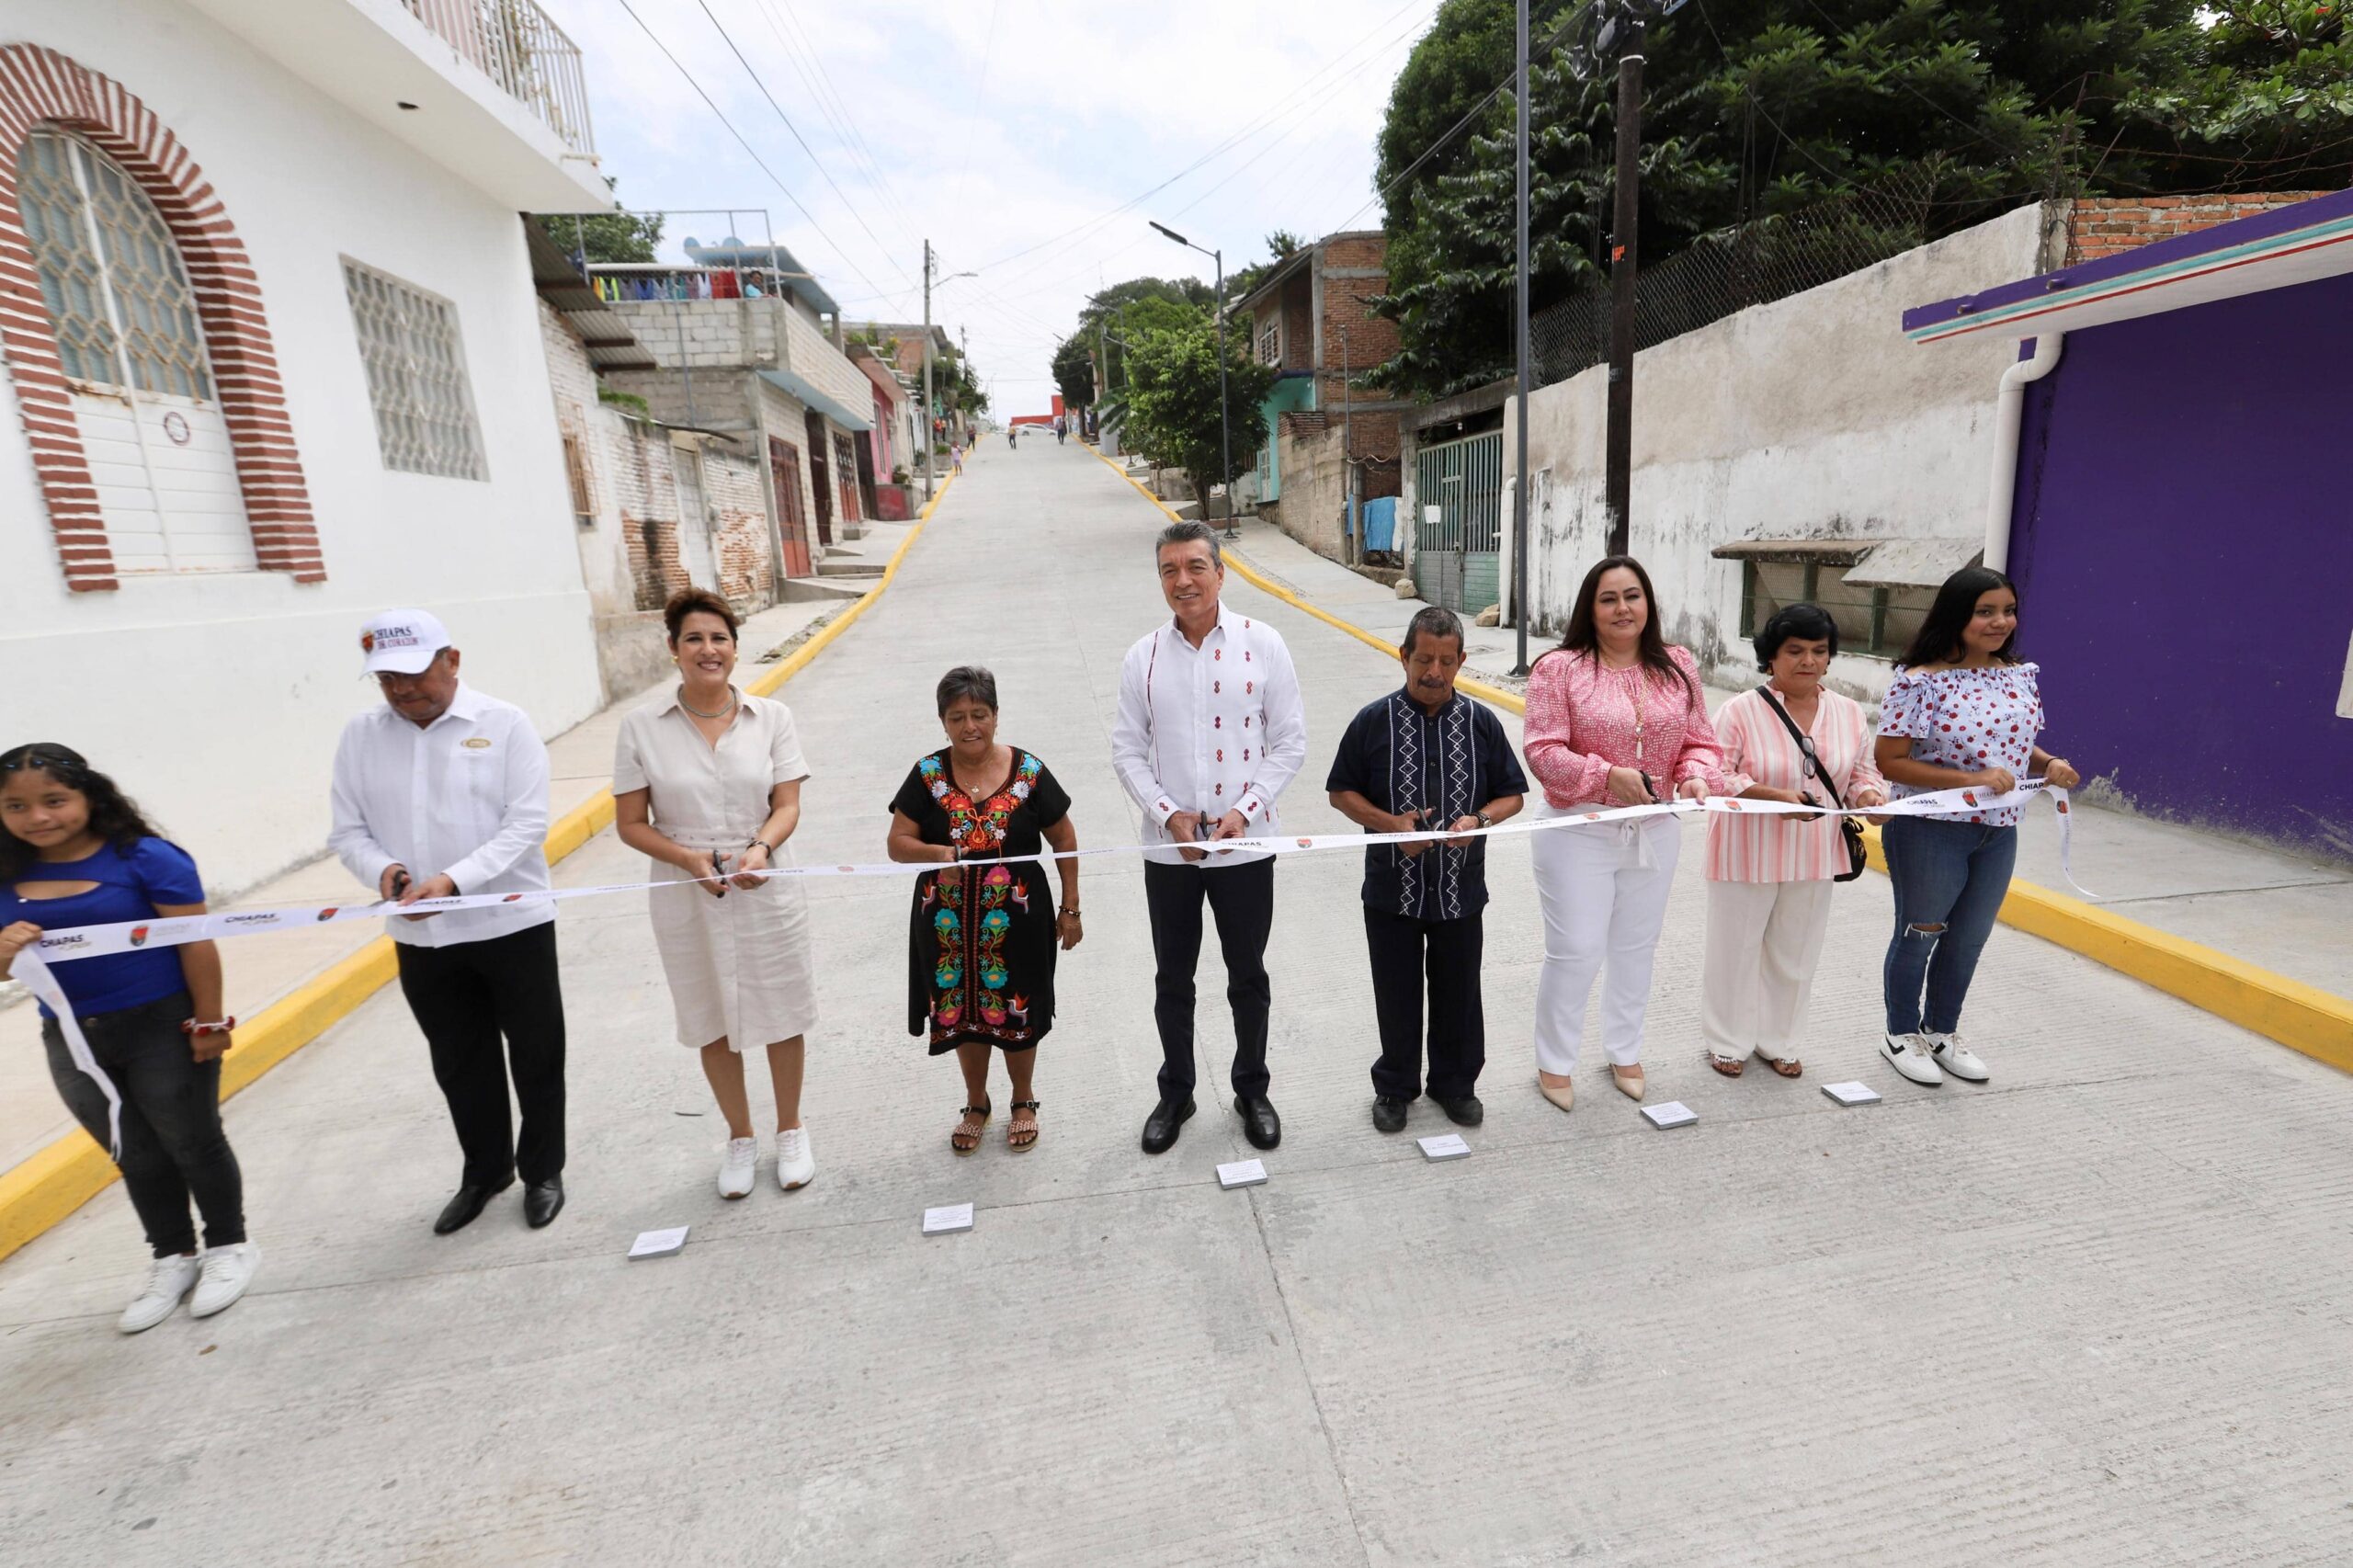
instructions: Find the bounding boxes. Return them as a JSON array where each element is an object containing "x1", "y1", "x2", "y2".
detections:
[
  {"x1": 615, "y1": 589, "x2": 819, "y2": 1198},
  {"x1": 1006, "y1": 426, "x2": 1017, "y2": 449},
  {"x1": 0, "y1": 745, "x2": 259, "y2": 1333},
  {"x1": 1326, "y1": 607, "x2": 1526, "y2": 1133},
  {"x1": 1522, "y1": 555, "x2": 1733, "y2": 1113},
  {"x1": 1873, "y1": 568, "x2": 2078, "y2": 1086},
  {"x1": 950, "y1": 441, "x2": 963, "y2": 475},
  {"x1": 885, "y1": 666, "x2": 1084, "y2": 1154},
  {"x1": 1699, "y1": 605, "x2": 1886, "y2": 1078},
  {"x1": 1054, "y1": 416, "x2": 1067, "y2": 445},
  {"x1": 330, "y1": 609, "x2": 569, "y2": 1234},
  {"x1": 1112, "y1": 521, "x2": 1308, "y2": 1155}
]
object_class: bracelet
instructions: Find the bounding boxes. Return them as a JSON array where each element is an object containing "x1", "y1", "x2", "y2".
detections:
[
  {"x1": 1059, "y1": 906, "x2": 1082, "y2": 916},
  {"x1": 181, "y1": 1017, "x2": 235, "y2": 1037}
]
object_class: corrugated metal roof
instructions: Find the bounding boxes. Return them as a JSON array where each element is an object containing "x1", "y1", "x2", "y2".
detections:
[{"x1": 524, "y1": 222, "x2": 659, "y2": 370}]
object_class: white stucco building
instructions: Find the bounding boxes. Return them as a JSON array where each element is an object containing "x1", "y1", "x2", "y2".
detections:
[{"x1": 0, "y1": 0, "x2": 613, "y2": 894}]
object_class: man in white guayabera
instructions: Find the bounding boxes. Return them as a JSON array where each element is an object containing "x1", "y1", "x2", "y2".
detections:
[
  {"x1": 328, "y1": 609, "x2": 568, "y2": 1236},
  {"x1": 1111, "y1": 521, "x2": 1307, "y2": 1158}
]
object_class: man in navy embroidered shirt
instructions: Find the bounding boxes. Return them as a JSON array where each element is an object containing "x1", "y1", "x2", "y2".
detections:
[{"x1": 1325, "y1": 606, "x2": 1527, "y2": 1133}]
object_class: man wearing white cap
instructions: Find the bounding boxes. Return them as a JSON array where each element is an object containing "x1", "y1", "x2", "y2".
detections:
[{"x1": 328, "y1": 610, "x2": 569, "y2": 1234}]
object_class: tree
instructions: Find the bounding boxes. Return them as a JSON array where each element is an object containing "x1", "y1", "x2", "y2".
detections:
[
  {"x1": 1226, "y1": 228, "x2": 1311, "y2": 302},
  {"x1": 931, "y1": 345, "x2": 989, "y2": 418},
  {"x1": 536, "y1": 177, "x2": 664, "y2": 266},
  {"x1": 1119, "y1": 319, "x2": 1279, "y2": 506},
  {"x1": 1371, "y1": 0, "x2": 2216, "y2": 397},
  {"x1": 1052, "y1": 335, "x2": 1097, "y2": 408},
  {"x1": 1070, "y1": 278, "x2": 1218, "y2": 397},
  {"x1": 2122, "y1": 4, "x2": 2353, "y2": 187}
]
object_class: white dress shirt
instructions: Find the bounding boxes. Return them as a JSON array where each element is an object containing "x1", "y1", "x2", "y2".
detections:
[
  {"x1": 1111, "y1": 603, "x2": 1308, "y2": 865},
  {"x1": 329, "y1": 682, "x2": 554, "y2": 948}
]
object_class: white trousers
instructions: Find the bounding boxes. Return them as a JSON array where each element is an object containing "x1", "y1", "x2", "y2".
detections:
[
  {"x1": 1530, "y1": 811, "x2": 1679, "y2": 1074},
  {"x1": 1699, "y1": 879, "x2": 1835, "y2": 1061}
]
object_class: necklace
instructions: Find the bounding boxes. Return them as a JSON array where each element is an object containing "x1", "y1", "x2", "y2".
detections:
[{"x1": 680, "y1": 686, "x2": 738, "y2": 721}]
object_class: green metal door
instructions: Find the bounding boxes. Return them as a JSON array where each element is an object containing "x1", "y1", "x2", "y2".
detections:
[{"x1": 1412, "y1": 430, "x2": 1502, "y2": 613}]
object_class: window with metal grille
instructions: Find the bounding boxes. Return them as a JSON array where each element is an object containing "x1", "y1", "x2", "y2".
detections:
[
  {"x1": 561, "y1": 428, "x2": 595, "y2": 526},
  {"x1": 342, "y1": 258, "x2": 489, "y2": 480},
  {"x1": 1742, "y1": 560, "x2": 1935, "y2": 659},
  {"x1": 18, "y1": 126, "x2": 256, "y2": 575},
  {"x1": 19, "y1": 128, "x2": 214, "y2": 399},
  {"x1": 1256, "y1": 321, "x2": 1280, "y2": 366}
]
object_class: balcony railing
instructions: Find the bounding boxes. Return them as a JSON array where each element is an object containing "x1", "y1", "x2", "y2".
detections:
[{"x1": 404, "y1": 0, "x2": 597, "y2": 157}]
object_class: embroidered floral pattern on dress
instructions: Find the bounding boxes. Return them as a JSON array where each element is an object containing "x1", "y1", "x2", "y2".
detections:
[
  {"x1": 1877, "y1": 663, "x2": 2044, "y2": 827},
  {"x1": 918, "y1": 752, "x2": 1043, "y2": 1041}
]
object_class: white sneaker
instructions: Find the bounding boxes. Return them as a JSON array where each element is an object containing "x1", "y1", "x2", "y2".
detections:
[
  {"x1": 776, "y1": 1127, "x2": 814, "y2": 1191},
  {"x1": 717, "y1": 1137, "x2": 757, "y2": 1199},
  {"x1": 1881, "y1": 1033, "x2": 1947, "y2": 1086},
  {"x1": 190, "y1": 1242, "x2": 259, "y2": 1318},
  {"x1": 119, "y1": 1253, "x2": 199, "y2": 1335},
  {"x1": 1927, "y1": 1032, "x2": 1990, "y2": 1083}
]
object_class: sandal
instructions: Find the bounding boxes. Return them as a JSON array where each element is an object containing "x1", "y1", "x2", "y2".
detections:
[
  {"x1": 1755, "y1": 1050, "x2": 1803, "y2": 1079},
  {"x1": 1007, "y1": 1099, "x2": 1041, "y2": 1152},
  {"x1": 950, "y1": 1098, "x2": 991, "y2": 1155},
  {"x1": 1704, "y1": 1051, "x2": 1745, "y2": 1077}
]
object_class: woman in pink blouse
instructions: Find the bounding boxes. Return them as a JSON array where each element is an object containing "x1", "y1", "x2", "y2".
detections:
[
  {"x1": 1701, "y1": 604, "x2": 1886, "y2": 1078},
  {"x1": 1523, "y1": 556, "x2": 1736, "y2": 1111},
  {"x1": 1872, "y1": 568, "x2": 2078, "y2": 1087}
]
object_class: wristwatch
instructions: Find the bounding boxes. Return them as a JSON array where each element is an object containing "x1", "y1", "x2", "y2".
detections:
[{"x1": 1473, "y1": 810, "x2": 1494, "y2": 829}]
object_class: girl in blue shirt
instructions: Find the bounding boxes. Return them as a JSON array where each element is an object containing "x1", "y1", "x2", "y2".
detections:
[{"x1": 0, "y1": 744, "x2": 258, "y2": 1334}]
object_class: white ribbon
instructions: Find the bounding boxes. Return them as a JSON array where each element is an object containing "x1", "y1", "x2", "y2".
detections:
[
  {"x1": 16, "y1": 781, "x2": 2086, "y2": 1147},
  {"x1": 13, "y1": 950, "x2": 121, "y2": 1158}
]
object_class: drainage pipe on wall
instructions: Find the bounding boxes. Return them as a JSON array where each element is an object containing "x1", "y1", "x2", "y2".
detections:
[{"x1": 1983, "y1": 331, "x2": 2065, "y2": 573}]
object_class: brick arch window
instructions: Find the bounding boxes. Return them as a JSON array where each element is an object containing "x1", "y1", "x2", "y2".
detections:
[{"x1": 0, "y1": 45, "x2": 321, "y2": 591}]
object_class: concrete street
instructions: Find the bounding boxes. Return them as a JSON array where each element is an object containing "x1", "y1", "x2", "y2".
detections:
[{"x1": 3, "y1": 437, "x2": 2348, "y2": 1567}]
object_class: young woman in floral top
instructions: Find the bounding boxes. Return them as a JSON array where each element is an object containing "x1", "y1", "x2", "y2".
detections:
[
  {"x1": 1872, "y1": 567, "x2": 2080, "y2": 1086},
  {"x1": 1522, "y1": 556, "x2": 1737, "y2": 1112}
]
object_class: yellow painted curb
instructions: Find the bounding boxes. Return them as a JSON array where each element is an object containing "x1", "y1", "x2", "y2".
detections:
[
  {"x1": 0, "y1": 469, "x2": 960, "y2": 1265},
  {"x1": 1086, "y1": 444, "x2": 2353, "y2": 1072}
]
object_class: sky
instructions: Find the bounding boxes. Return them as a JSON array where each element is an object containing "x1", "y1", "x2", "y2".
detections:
[{"x1": 551, "y1": 0, "x2": 1442, "y2": 415}]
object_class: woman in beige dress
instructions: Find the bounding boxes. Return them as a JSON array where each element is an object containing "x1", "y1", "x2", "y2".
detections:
[{"x1": 615, "y1": 588, "x2": 820, "y2": 1199}]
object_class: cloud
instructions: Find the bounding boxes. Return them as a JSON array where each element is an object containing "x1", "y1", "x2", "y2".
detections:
[{"x1": 551, "y1": 0, "x2": 1435, "y2": 411}]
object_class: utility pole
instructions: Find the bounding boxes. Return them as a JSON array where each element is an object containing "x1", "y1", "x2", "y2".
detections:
[
  {"x1": 1605, "y1": 40, "x2": 1643, "y2": 557},
  {"x1": 1340, "y1": 323, "x2": 1355, "y2": 565},
  {"x1": 1511, "y1": 0, "x2": 1532, "y2": 673},
  {"x1": 921, "y1": 239, "x2": 935, "y2": 502}
]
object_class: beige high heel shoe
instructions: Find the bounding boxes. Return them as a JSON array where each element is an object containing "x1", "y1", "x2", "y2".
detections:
[
  {"x1": 1537, "y1": 1074, "x2": 1574, "y2": 1113},
  {"x1": 1610, "y1": 1064, "x2": 1646, "y2": 1101}
]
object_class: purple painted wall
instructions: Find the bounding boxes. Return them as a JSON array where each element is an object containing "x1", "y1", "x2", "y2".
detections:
[{"x1": 2007, "y1": 272, "x2": 2353, "y2": 861}]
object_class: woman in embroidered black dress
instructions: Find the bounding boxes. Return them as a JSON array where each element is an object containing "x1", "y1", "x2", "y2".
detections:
[{"x1": 887, "y1": 667, "x2": 1083, "y2": 1153}]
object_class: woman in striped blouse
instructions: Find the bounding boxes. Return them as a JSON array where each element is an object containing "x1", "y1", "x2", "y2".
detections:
[{"x1": 1699, "y1": 604, "x2": 1887, "y2": 1077}]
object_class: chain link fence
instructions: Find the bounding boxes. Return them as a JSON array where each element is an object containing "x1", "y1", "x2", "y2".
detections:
[{"x1": 1531, "y1": 162, "x2": 2007, "y2": 387}]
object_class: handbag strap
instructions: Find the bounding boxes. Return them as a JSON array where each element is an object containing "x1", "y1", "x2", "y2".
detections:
[{"x1": 1756, "y1": 687, "x2": 1840, "y2": 806}]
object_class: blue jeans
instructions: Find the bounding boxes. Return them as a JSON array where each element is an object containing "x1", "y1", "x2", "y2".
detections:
[{"x1": 1881, "y1": 817, "x2": 2017, "y2": 1037}]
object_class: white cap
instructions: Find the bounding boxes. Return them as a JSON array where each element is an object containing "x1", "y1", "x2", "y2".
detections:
[{"x1": 358, "y1": 609, "x2": 450, "y2": 676}]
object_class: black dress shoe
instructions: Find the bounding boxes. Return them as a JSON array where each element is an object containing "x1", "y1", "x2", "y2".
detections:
[
  {"x1": 1371, "y1": 1095, "x2": 1410, "y2": 1133},
  {"x1": 1431, "y1": 1093, "x2": 1484, "y2": 1128},
  {"x1": 1141, "y1": 1097, "x2": 1196, "y2": 1155},
  {"x1": 1236, "y1": 1095, "x2": 1282, "y2": 1150},
  {"x1": 433, "y1": 1177, "x2": 513, "y2": 1235},
  {"x1": 523, "y1": 1176, "x2": 565, "y2": 1229}
]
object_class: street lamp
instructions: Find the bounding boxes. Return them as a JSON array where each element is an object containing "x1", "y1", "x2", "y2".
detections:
[
  {"x1": 919, "y1": 242, "x2": 976, "y2": 499},
  {"x1": 1148, "y1": 220, "x2": 1235, "y2": 540}
]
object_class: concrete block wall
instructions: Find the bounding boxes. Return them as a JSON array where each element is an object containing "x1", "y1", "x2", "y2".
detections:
[
  {"x1": 1504, "y1": 202, "x2": 2054, "y2": 700},
  {"x1": 705, "y1": 449, "x2": 772, "y2": 606}
]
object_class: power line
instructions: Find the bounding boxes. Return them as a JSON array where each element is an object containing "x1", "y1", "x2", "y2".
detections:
[
  {"x1": 613, "y1": 0, "x2": 896, "y2": 301},
  {"x1": 690, "y1": 0, "x2": 916, "y2": 288},
  {"x1": 747, "y1": 0, "x2": 927, "y2": 252},
  {"x1": 969, "y1": 0, "x2": 1439, "y2": 278}
]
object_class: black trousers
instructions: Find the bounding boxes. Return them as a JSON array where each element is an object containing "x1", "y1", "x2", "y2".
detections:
[
  {"x1": 1143, "y1": 857, "x2": 1275, "y2": 1101},
  {"x1": 394, "y1": 922, "x2": 567, "y2": 1187},
  {"x1": 45, "y1": 991, "x2": 245, "y2": 1258},
  {"x1": 1365, "y1": 906, "x2": 1486, "y2": 1102}
]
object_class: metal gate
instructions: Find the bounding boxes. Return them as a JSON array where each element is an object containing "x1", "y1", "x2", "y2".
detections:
[{"x1": 1412, "y1": 430, "x2": 1502, "y2": 613}]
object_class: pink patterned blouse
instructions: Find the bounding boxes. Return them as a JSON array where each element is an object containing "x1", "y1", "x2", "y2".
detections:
[
  {"x1": 1876, "y1": 662, "x2": 2044, "y2": 826},
  {"x1": 1706, "y1": 687, "x2": 1886, "y2": 882},
  {"x1": 1523, "y1": 645, "x2": 1740, "y2": 808}
]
